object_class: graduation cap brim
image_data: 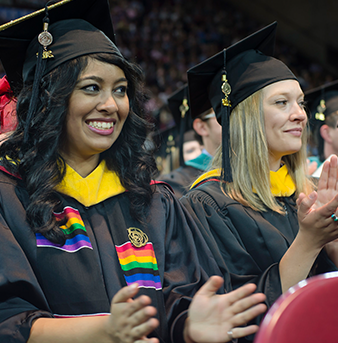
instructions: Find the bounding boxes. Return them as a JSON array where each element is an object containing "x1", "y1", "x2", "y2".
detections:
[
  {"x1": 187, "y1": 21, "x2": 277, "y2": 119},
  {"x1": 305, "y1": 80, "x2": 338, "y2": 121},
  {"x1": 0, "y1": 0, "x2": 115, "y2": 94}
]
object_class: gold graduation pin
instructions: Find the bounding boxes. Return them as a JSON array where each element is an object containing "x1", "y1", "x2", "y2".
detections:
[{"x1": 127, "y1": 227, "x2": 148, "y2": 248}]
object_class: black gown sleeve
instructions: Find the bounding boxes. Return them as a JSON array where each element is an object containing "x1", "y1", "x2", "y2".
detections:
[
  {"x1": 157, "y1": 166, "x2": 203, "y2": 199},
  {"x1": 154, "y1": 184, "x2": 231, "y2": 343},
  {"x1": 180, "y1": 189, "x2": 282, "y2": 305},
  {"x1": 0, "y1": 212, "x2": 53, "y2": 343}
]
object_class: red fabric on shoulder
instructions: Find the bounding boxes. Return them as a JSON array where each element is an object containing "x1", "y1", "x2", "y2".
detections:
[
  {"x1": 0, "y1": 165, "x2": 21, "y2": 179},
  {"x1": 0, "y1": 76, "x2": 18, "y2": 134},
  {"x1": 150, "y1": 179, "x2": 174, "y2": 193}
]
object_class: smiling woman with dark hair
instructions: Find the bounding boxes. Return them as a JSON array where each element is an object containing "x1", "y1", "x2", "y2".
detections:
[{"x1": 0, "y1": 1, "x2": 267, "y2": 342}]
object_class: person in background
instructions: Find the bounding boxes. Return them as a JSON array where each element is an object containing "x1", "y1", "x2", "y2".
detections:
[
  {"x1": 191, "y1": 108, "x2": 222, "y2": 158},
  {"x1": 0, "y1": 1, "x2": 267, "y2": 342},
  {"x1": 0, "y1": 75, "x2": 17, "y2": 142},
  {"x1": 152, "y1": 90, "x2": 204, "y2": 177},
  {"x1": 306, "y1": 80, "x2": 338, "y2": 175},
  {"x1": 158, "y1": 84, "x2": 221, "y2": 198},
  {"x1": 182, "y1": 129, "x2": 204, "y2": 162},
  {"x1": 181, "y1": 22, "x2": 338, "y2": 342}
]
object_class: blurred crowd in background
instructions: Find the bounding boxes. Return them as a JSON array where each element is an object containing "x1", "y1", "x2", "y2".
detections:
[
  {"x1": 0, "y1": 0, "x2": 336, "y2": 164},
  {"x1": 109, "y1": 0, "x2": 336, "y2": 118},
  {"x1": 1, "y1": 0, "x2": 336, "y2": 117}
]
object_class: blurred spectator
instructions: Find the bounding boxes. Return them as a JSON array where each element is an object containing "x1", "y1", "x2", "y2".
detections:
[{"x1": 306, "y1": 80, "x2": 338, "y2": 175}]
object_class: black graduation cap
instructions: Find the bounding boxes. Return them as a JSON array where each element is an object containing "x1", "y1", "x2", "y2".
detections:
[
  {"x1": 305, "y1": 80, "x2": 338, "y2": 124},
  {"x1": 168, "y1": 84, "x2": 216, "y2": 167},
  {"x1": 0, "y1": 0, "x2": 120, "y2": 143},
  {"x1": 167, "y1": 84, "x2": 191, "y2": 130},
  {"x1": 151, "y1": 105, "x2": 177, "y2": 173},
  {"x1": 166, "y1": 84, "x2": 193, "y2": 167},
  {"x1": 0, "y1": 0, "x2": 117, "y2": 94},
  {"x1": 187, "y1": 21, "x2": 297, "y2": 181}
]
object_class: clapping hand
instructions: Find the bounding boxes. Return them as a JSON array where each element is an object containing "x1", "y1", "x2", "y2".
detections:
[
  {"x1": 184, "y1": 276, "x2": 267, "y2": 343},
  {"x1": 107, "y1": 283, "x2": 159, "y2": 343},
  {"x1": 297, "y1": 155, "x2": 338, "y2": 250},
  {"x1": 313, "y1": 155, "x2": 338, "y2": 210}
]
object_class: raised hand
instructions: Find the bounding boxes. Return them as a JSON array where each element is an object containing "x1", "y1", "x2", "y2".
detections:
[
  {"x1": 313, "y1": 154, "x2": 338, "y2": 265},
  {"x1": 296, "y1": 155, "x2": 338, "y2": 249},
  {"x1": 184, "y1": 276, "x2": 267, "y2": 343},
  {"x1": 314, "y1": 155, "x2": 338, "y2": 209},
  {"x1": 297, "y1": 192, "x2": 338, "y2": 251},
  {"x1": 106, "y1": 283, "x2": 159, "y2": 343}
]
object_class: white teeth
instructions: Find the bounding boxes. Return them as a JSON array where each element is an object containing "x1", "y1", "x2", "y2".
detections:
[{"x1": 88, "y1": 121, "x2": 114, "y2": 130}]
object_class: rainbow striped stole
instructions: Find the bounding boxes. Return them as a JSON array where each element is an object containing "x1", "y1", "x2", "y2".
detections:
[
  {"x1": 116, "y1": 241, "x2": 162, "y2": 290},
  {"x1": 36, "y1": 206, "x2": 92, "y2": 252}
]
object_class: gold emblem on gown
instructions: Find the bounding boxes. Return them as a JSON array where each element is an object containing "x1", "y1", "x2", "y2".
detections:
[{"x1": 127, "y1": 227, "x2": 148, "y2": 248}]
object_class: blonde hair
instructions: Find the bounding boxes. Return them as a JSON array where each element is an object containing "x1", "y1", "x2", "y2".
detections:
[{"x1": 212, "y1": 89, "x2": 314, "y2": 213}]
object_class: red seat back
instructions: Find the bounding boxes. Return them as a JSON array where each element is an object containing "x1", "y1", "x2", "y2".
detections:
[{"x1": 254, "y1": 272, "x2": 338, "y2": 343}]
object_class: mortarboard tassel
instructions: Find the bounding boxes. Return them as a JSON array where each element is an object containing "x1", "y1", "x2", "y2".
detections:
[
  {"x1": 23, "y1": 2, "x2": 54, "y2": 143},
  {"x1": 315, "y1": 88, "x2": 327, "y2": 122},
  {"x1": 220, "y1": 50, "x2": 232, "y2": 183},
  {"x1": 166, "y1": 133, "x2": 175, "y2": 171},
  {"x1": 315, "y1": 99, "x2": 326, "y2": 121},
  {"x1": 178, "y1": 93, "x2": 189, "y2": 167}
]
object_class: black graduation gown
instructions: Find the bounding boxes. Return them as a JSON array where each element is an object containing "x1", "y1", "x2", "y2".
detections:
[
  {"x1": 180, "y1": 178, "x2": 338, "y2": 341},
  {"x1": 0, "y1": 170, "x2": 228, "y2": 343},
  {"x1": 157, "y1": 166, "x2": 203, "y2": 199}
]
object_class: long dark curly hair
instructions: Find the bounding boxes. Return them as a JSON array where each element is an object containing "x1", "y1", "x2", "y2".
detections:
[{"x1": 0, "y1": 53, "x2": 157, "y2": 245}]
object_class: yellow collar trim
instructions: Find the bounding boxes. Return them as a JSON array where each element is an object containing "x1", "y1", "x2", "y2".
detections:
[
  {"x1": 55, "y1": 160, "x2": 125, "y2": 206},
  {"x1": 190, "y1": 169, "x2": 221, "y2": 189},
  {"x1": 190, "y1": 165, "x2": 295, "y2": 197},
  {"x1": 269, "y1": 164, "x2": 296, "y2": 197}
]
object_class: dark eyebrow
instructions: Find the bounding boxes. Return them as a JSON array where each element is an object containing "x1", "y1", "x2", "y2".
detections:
[
  {"x1": 76, "y1": 76, "x2": 128, "y2": 84},
  {"x1": 116, "y1": 77, "x2": 128, "y2": 84}
]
